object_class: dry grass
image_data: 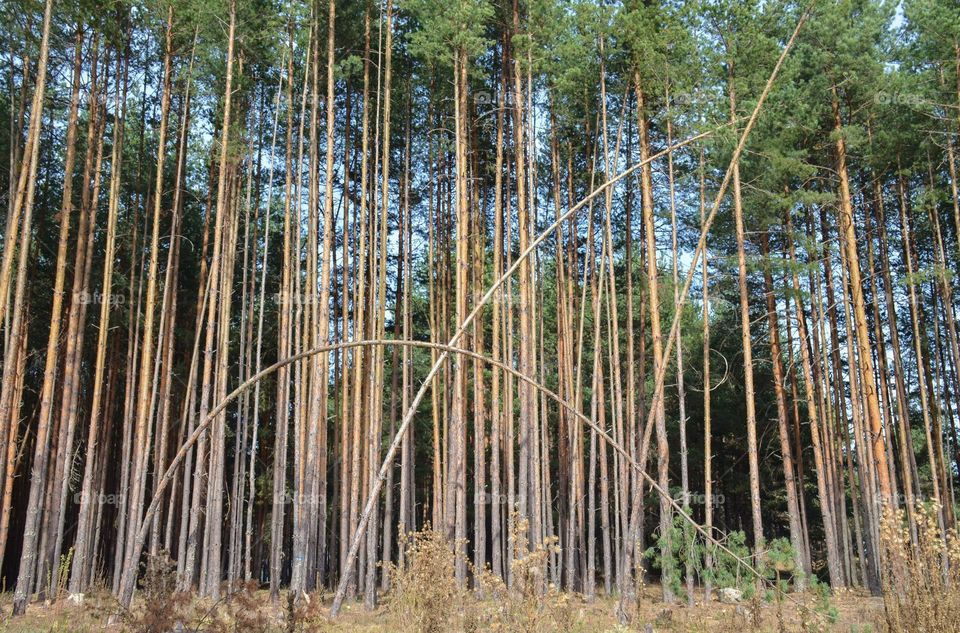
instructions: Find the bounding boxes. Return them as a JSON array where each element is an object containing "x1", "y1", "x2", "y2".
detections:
[
  {"x1": 120, "y1": 553, "x2": 191, "y2": 633},
  {"x1": 386, "y1": 528, "x2": 464, "y2": 633},
  {"x1": 879, "y1": 502, "x2": 960, "y2": 633},
  {"x1": 0, "y1": 530, "x2": 888, "y2": 633},
  {"x1": 382, "y1": 519, "x2": 587, "y2": 633},
  {"x1": 470, "y1": 518, "x2": 577, "y2": 633},
  {"x1": 0, "y1": 585, "x2": 882, "y2": 632}
]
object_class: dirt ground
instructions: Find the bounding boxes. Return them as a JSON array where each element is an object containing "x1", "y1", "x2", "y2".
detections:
[{"x1": 0, "y1": 584, "x2": 884, "y2": 632}]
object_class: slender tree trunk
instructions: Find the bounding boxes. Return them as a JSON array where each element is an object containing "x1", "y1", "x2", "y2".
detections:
[
  {"x1": 346, "y1": 10, "x2": 370, "y2": 599},
  {"x1": 270, "y1": 28, "x2": 301, "y2": 601},
  {"x1": 665, "y1": 84, "x2": 693, "y2": 604},
  {"x1": 511, "y1": 0, "x2": 539, "y2": 558},
  {"x1": 727, "y1": 65, "x2": 764, "y2": 556},
  {"x1": 761, "y1": 232, "x2": 807, "y2": 588},
  {"x1": 125, "y1": 9, "x2": 174, "y2": 590},
  {"x1": 246, "y1": 52, "x2": 284, "y2": 583},
  {"x1": 700, "y1": 149, "x2": 713, "y2": 602},
  {"x1": 9, "y1": 4, "x2": 76, "y2": 611},
  {"x1": 179, "y1": 1, "x2": 235, "y2": 599},
  {"x1": 831, "y1": 88, "x2": 892, "y2": 505},
  {"x1": 446, "y1": 44, "x2": 469, "y2": 585},
  {"x1": 314, "y1": 0, "x2": 338, "y2": 592},
  {"x1": 787, "y1": 214, "x2": 845, "y2": 585},
  {"x1": 645, "y1": 74, "x2": 672, "y2": 604},
  {"x1": 11, "y1": 26, "x2": 83, "y2": 589}
]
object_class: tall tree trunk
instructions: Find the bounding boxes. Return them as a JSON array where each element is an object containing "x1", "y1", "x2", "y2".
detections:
[
  {"x1": 631, "y1": 73, "x2": 671, "y2": 604},
  {"x1": 10, "y1": 26, "x2": 83, "y2": 587},
  {"x1": 727, "y1": 64, "x2": 764, "y2": 556},
  {"x1": 9, "y1": 5, "x2": 80, "y2": 610},
  {"x1": 761, "y1": 232, "x2": 807, "y2": 588},
  {"x1": 246, "y1": 52, "x2": 284, "y2": 583},
  {"x1": 787, "y1": 214, "x2": 845, "y2": 586},
  {"x1": 447, "y1": 44, "x2": 469, "y2": 585},
  {"x1": 700, "y1": 149, "x2": 713, "y2": 602},
  {"x1": 831, "y1": 88, "x2": 892, "y2": 505},
  {"x1": 69, "y1": 50, "x2": 126, "y2": 593},
  {"x1": 665, "y1": 84, "x2": 693, "y2": 604},
  {"x1": 511, "y1": 0, "x2": 539, "y2": 557},
  {"x1": 179, "y1": 0, "x2": 235, "y2": 599},
  {"x1": 270, "y1": 28, "x2": 302, "y2": 601},
  {"x1": 125, "y1": 8, "x2": 174, "y2": 591}
]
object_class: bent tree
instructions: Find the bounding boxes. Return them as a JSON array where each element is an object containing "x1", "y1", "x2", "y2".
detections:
[{"x1": 2, "y1": 0, "x2": 959, "y2": 620}]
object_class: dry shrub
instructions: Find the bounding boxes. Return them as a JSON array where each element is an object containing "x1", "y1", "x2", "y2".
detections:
[
  {"x1": 543, "y1": 587, "x2": 582, "y2": 633},
  {"x1": 879, "y1": 502, "x2": 960, "y2": 632},
  {"x1": 501, "y1": 517, "x2": 549, "y2": 629},
  {"x1": 123, "y1": 552, "x2": 191, "y2": 633},
  {"x1": 52, "y1": 547, "x2": 73, "y2": 600},
  {"x1": 387, "y1": 528, "x2": 463, "y2": 633},
  {"x1": 77, "y1": 585, "x2": 121, "y2": 624},
  {"x1": 204, "y1": 580, "x2": 275, "y2": 633},
  {"x1": 508, "y1": 518, "x2": 551, "y2": 604},
  {"x1": 283, "y1": 589, "x2": 330, "y2": 633},
  {"x1": 231, "y1": 582, "x2": 274, "y2": 632},
  {"x1": 387, "y1": 521, "x2": 578, "y2": 633},
  {"x1": 488, "y1": 516, "x2": 578, "y2": 633}
]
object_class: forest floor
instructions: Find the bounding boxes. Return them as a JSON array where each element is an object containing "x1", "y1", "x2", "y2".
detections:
[{"x1": 0, "y1": 584, "x2": 884, "y2": 632}]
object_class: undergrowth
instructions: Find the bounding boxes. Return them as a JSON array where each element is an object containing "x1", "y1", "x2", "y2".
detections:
[
  {"x1": 121, "y1": 553, "x2": 191, "y2": 633},
  {"x1": 879, "y1": 502, "x2": 960, "y2": 633},
  {"x1": 387, "y1": 519, "x2": 582, "y2": 633}
]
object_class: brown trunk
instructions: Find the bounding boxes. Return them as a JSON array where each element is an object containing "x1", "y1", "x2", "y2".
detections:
[
  {"x1": 69, "y1": 50, "x2": 126, "y2": 593},
  {"x1": 125, "y1": 10, "x2": 175, "y2": 590},
  {"x1": 700, "y1": 149, "x2": 713, "y2": 601},
  {"x1": 9, "y1": 12, "x2": 80, "y2": 609},
  {"x1": 446, "y1": 44, "x2": 469, "y2": 584},
  {"x1": 511, "y1": 0, "x2": 539, "y2": 557},
  {"x1": 727, "y1": 66, "x2": 764, "y2": 554},
  {"x1": 760, "y1": 232, "x2": 807, "y2": 587},
  {"x1": 271, "y1": 28, "x2": 302, "y2": 601},
  {"x1": 787, "y1": 214, "x2": 845, "y2": 585},
  {"x1": 831, "y1": 88, "x2": 892, "y2": 504},
  {"x1": 634, "y1": 73, "x2": 671, "y2": 603}
]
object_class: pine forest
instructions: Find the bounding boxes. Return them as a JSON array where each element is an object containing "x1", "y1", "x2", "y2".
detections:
[{"x1": 1, "y1": 0, "x2": 959, "y2": 630}]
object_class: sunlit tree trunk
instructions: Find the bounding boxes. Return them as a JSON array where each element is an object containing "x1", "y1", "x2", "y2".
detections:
[
  {"x1": 10, "y1": 6, "x2": 85, "y2": 610},
  {"x1": 761, "y1": 232, "x2": 807, "y2": 589},
  {"x1": 831, "y1": 88, "x2": 892, "y2": 506},
  {"x1": 727, "y1": 63, "x2": 764, "y2": 556}
]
